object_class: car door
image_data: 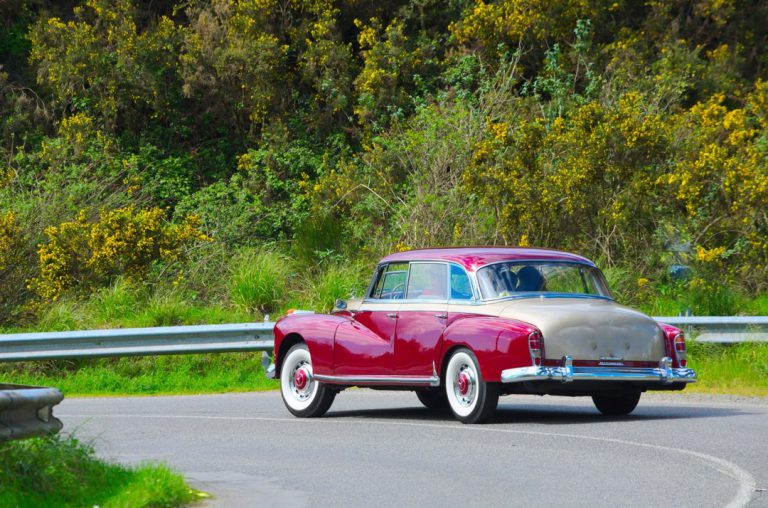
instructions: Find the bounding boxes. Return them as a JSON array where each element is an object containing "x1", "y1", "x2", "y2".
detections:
[
  {"x1": 392, "y1": 262, "x2": 449, "y2": 376},
  {"x1": 333, "y1": 263, "x2": 406, "y2": 376}
]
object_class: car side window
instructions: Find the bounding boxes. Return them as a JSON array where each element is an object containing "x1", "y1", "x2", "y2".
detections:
[
  {"x1": 406, "y1": 263, "x2": 448, "y2": 300},
  {"x1": 450, "y1": 264, "x2": 473, "y2": 300},
  {"x1": 370, "y1": 263, "x2": 408, "y2": 299}
]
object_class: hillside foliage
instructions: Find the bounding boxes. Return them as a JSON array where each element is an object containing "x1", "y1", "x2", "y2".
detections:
[{"x1": 2, "y1": 0, "x2": 768, "y2": 324}]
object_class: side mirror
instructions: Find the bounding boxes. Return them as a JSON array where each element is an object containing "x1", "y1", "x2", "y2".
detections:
[{"x1": 334, "y1": 298, "x2": 347, "y2": 310}]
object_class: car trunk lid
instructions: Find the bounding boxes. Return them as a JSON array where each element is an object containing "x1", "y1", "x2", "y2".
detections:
[{"x1": 498, "y1": 297, "x2": 666, "y2": 363}]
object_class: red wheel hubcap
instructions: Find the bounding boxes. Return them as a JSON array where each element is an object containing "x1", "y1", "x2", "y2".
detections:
[
  {"x1": 294, "y1": 368, "x2": 308, "y2": 390},
  {"x1": 457, "y1": 372, "x2": 470, "y2": 395}
]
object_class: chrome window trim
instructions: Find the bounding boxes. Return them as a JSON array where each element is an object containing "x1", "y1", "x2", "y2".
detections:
[
  {"x1": 480, "y1": 293, "x2": 614, "y2": 303},
  {"x1": 365, "y1": 264, "x2": 384, "y2": 299}
]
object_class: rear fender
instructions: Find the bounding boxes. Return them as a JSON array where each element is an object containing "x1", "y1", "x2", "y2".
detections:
[
  {"x1": 441, "y1": 316, "x2": 537, "y2": 382},
  {"x1": 657, "y1": 322, "x2": 685, "y2": 368},
  {"x1": 274, "y1": 314, "x2": 348, "y2": 377}
]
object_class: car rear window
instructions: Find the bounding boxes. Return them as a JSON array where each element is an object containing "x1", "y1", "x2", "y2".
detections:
[{"x1": 476, "y1": 262, "x2": 612, "y2": 300}]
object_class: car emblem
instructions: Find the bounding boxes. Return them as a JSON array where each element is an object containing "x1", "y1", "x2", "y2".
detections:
[{"x1": 599, "y1": 356, "x2": 624, "y2": 366}]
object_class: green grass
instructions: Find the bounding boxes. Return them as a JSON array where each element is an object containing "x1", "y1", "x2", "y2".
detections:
[
  {"x1": 685, "y1": 341, "x2": 768, "y2": 397},
  {"x1": 296, "y1": 262, "x2": 369, "y2": 313},
  {"x1": 0, "y1": 434, "x2": 201, "y2": 508},
  {"x1": 228, "y1": 248, "x2": 291, "y2": 314},
  {"x1": 0, "y1": 353, "x2": 279, "y2": 397},
  {"x1": 4, "y1": 283, "x2": 256, "y2": 335}
]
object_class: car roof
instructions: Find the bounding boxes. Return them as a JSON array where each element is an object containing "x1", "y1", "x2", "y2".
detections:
[{"x1": 380, "y1": 247, "x2": 596, "y2": 272}]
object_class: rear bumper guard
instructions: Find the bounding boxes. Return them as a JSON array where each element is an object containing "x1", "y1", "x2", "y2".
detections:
[{"x1": 501, "y1": 356, "x2": 696, "y2": 384}]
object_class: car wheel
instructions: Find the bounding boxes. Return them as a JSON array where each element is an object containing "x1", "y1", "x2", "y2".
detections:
[
  {"x1": 444, "y1": 348, "x2": 499, "y2": 424},
  {"x1": 280, "y1": 343, "x2": 336, "y2": 417},
  {"x1": 592, "y1": 392, "x2": 641, "y2": 416},
  {"x1": 416, "y1": 388, "x2": 448, "y2": 410}
]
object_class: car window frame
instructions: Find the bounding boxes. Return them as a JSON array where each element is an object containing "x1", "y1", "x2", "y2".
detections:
[
  {"x1": 472, "y1": 259, "x2": 614, "y2": 302},
  {"x1": 368, "y1": 262, "x2": 409, "y2": 300},
  {"x1": 405, "y1": 261, "x2": 449, "y2": 301},
  {"x1": 365, "y1": 260, "x2": 480, "y2": 303}
]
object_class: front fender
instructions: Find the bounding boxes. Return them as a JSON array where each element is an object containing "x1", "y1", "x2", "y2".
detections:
[
  {"x1": 274, "y1": 313, "x2": 349, "y2": 377},
  {"x1": 442, "y1": 316, "x2": 537, "y2": 382}
]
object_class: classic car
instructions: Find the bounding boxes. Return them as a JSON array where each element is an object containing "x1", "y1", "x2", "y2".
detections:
[{"x1": 266, "y1": 247, "x2": 696, "y2": 423}]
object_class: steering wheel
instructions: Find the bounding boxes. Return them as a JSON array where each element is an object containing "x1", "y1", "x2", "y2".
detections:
[{"x1": 386, "y1": 282, "x2": 405, "y2": 299}]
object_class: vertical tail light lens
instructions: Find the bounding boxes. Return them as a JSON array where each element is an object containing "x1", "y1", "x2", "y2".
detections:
[
  {"x1": 528, "y1": 330, "x2": 543, "y2": 366},
  {"x1": 673, "y1": 332, "x2": 687, "y2": 367}
]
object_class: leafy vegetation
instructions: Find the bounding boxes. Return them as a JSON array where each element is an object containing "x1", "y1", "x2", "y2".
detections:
[
  {"x1": 0, "y1": 433, "x2": 199, "y2": 507},
  {"x1": 1, "y1": 1, "x2": 768, "y2": 395}
]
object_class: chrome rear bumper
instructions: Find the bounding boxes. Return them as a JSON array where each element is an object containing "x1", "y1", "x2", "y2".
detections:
[{"x1": 501, "y1": 356, "x2": 696, "y2": 384}]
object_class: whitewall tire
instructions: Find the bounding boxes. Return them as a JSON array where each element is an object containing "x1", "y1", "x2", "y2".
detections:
[
  {"x1": 280, "y1": 343, "x2": 335, "y2": 417},
  {"x1": 445, "y1": 348, "x2": 499, "y2": 424}
]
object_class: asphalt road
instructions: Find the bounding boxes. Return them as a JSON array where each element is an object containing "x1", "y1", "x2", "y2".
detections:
[{"x1": 58, "y1": 390, "x2": 768, "y2": 508}]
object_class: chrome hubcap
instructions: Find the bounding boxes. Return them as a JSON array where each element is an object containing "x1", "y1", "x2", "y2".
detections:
[
  {"x1": 289, "y1": 362, "x2": 313, "y2": 401},
  {"x1": 457, "y1": 372, "x2": 470, "y2": 395},
  {"x1": 294, "y1": 368, "x2": 308, "y2": 390},
  {"x1": 453, "y1": 365, "x2": 476, "y2": 407}
]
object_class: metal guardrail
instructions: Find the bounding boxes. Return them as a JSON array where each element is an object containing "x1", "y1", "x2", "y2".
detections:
[
  {"x1": 0, "y1": 384, "x2": 63, "y2": 441},
  {"x1": 654, "y1": 316, "x2": 768, "y2": 343},
  {"x1": 0, "y1": 317, "x2": 765, "y2": 364},
  {"x1": 0, "y1": 323, "x2": 274, "y2": 362}
]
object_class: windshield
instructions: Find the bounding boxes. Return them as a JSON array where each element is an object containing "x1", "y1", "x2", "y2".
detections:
[{"x1": 476, "y1": 262, "x2": 612, "y2": 300}]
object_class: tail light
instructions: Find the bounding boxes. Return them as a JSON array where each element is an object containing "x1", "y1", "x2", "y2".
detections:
[
  {"x1": 528, "y1": 330, "x2": 543, "y2": 366},
  {"x1": 673, "y1": 332, "x2": 687, "y2": 367}
]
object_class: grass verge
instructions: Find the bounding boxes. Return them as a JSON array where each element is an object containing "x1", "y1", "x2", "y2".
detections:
[
  {"x1": 0, "y1": 353, "x2": 279, "y2": 397},
  {"x1": 685, "y1": 341, "x2": 768, "y2": 397},
  {"x1": 0, "y1": 434, "x2": 200, "y2": 508},
  {"x1": 3, "y1": 345, "x2": 766, "y2": 398}
]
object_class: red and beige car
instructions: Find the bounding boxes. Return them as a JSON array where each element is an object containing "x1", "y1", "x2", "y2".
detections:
[{"x1": 267, "y1": 247, "x2": 696, "y2": 423}]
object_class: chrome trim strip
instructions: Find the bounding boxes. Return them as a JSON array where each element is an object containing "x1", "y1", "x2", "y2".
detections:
[
  {"x1": 500, "y1": 356, "x2": 696, "y2": 384},
  {"x1": 481, "y1": 293, "x2": 614, "y2": 304},
  {"x1": 312, "y1": 373, "x2": 440, "y2": 387},
  {"x1": 475, "y1": 258, "x2": 598, "y2": 270}
]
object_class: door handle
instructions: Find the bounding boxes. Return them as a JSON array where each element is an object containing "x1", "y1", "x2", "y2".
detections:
[
  {"x1": 386, "y1": 313, "x2": 398, "y2": 319},
  {"x1": 434, "y1": 313, "x2": 447, "y2": 319}
]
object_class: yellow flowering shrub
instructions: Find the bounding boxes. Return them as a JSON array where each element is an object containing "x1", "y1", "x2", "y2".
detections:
[
  {"x1": 179, "y1": 0, "x2": 287, "y2": 132},
  {"x1": 353, "y1": 17, "x2": 428, "y2": 129},
  {"x1": 29, "y1": 0, "x2": 180, "y2": 131},
  {"x1": 661, "y1": 88, "x2": 768, "y2": 288},
  {"x1": 463, "y1": 91, "x2": 672, "y2": 259},
  {"x1": 298, "y1": 5, "x2": 353, "y2": 126},
  {"x1": 450, "y1": 0, "x2": 596, "y2": 56},
  {"x1": 0, "y1": 211, "x2": 31, "y2": 323},
  {"x1": 31, "y1": 207, "x2": 209, "y2": 301},
  {"x1": 0, "y1": 212, "x2": 21, "y2": 273}
]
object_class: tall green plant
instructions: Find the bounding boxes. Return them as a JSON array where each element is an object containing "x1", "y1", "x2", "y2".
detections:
[{"x1": 228, "y1": 248, "x2": 291, "y2": 314}]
